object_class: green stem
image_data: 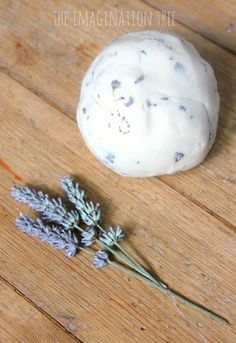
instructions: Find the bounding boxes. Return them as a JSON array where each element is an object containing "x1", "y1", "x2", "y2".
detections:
[
  {"x1": 108, "y1": 260, "x2": 229, "y2": 325},
  {"x1": 74, "y1": 224, "x2": 155, "y2": 280},
  {"x1": 79, "y1": 246, "x2": 94, "y2": 256},
  {"x1": 97, "y1": 223, "x2": 165, "y2": 288},
  {"x1": 75, "y1": 223, "x2": 229, "y2": 324},
  {"x1": 115, "y1": 241, "x2": 167, "y2": 289},
  {"x1": 97, "y1": 240, "x2": 157, "y2": 282},
  {"x1": 96, "y1": 223, "x2": 106, "y2": 233}
]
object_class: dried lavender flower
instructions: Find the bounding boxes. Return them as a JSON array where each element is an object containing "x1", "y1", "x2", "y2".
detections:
[
  {"x1": 81, "y1": 201, "x2": 100, "y2": 225},
  {"x1": 93, "y1": 251, "x2": 109, "y2": 268},
  {"x1": 16, "y1": 214, "x2": 37, "y2": 235},
  {"x1": 100, "y1": 226, "x2": 125, "y2": 246},
  {"x1": 81, "y1": 227, "x2": 96, "y2": 247},
  {"x1": 60, "y1": 176, "x2": 100, "y2": 225},
  {"x1": 61, "y1": 210, "x2": 80, "y2": 230},
  {"x1": 16, "y1": 214, "x2": 78, "y2": 257},
  {"x1": 60, "y1": 175, "x2": 85, "y2": 204},
  {"x1": 11, "y1": 186, "x2": 79, "y2": 230},
  {"x1": 11, "y1": 176, "x2": 229, "y2": 325}
]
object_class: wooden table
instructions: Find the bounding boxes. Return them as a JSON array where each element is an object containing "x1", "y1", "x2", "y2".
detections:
[{"x1": 0, "y1": 1, "x2": 235, "y2": 342}]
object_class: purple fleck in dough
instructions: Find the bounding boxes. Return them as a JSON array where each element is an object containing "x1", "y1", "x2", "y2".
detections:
[
  {"x1": 111, "y1": 80, "x2": 121, "y2": 90},
  {"x1": 179, "y1": 105, "x2": 187, "y2": 111},
  {"x1": 174, "y1": 152, "x2": 184, "y2": 162},
  {"x1": 134, "y1": 75, "x2": 145, "y2": 84},
  {"x1": 175, "y1": 62, "x2": 185, "y2": 73},
  {"x1": 106, "y1": 153, "x2": 115, "y2": 163},
  {"x1": 124, "y1": 97, "x2": 134, "y2": 107}
]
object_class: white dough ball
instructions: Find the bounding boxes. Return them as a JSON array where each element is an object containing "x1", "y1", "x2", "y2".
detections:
[{"x1": 77, "y1": 31, "x2": 219, "y2": 177}]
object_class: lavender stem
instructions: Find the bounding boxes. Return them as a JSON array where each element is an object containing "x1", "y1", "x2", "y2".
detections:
[{"x1": 108, "y1": 260, "x2": 229, "y2": 325}]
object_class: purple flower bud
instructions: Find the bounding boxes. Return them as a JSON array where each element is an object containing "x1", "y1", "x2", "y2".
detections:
[
  {"x1": 60, "y1": 176, "x2": 101, "y2": 225},
  {"x1": 11, "y1": 186, "x2": 80, "y2": 230},
  {"x1": 15, "y1": 214, "x2": 78, "y2": 257},
  {"x1": 100, "y1": 226, "x2": 125, "y2": 246},
  {"x1": 81, "y1": 227, "x2": 96, "y2": 246},
  {"x1": 93, "y1": 251, "x2": 108, "y2": 268},
  {"x1": 66, "y1": 244, "x2": 77, "y2": 258}
]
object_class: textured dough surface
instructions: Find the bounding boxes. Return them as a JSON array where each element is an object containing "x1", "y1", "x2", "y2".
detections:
[{"x1": 77, "y1": 31, "x2": 219, "y2": 177}]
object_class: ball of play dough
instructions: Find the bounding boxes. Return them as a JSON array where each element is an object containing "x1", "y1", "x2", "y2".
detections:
[{"x1": 77, "y1": 31, "x2": 219, "y2": 177}]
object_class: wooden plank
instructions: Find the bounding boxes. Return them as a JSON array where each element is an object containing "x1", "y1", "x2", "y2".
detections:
[
  {"x1": 0, "y1": 0, "x2": 235, "y2": 225},
  {"x1": 144, "y1": 0, "x2": 236, "y2": 53},
  {"x1": 0, "y1": 72, "x2": 236, "y2": 342},
  {"x1": 0, "y1": 277, "x2": 81, "y2": 343}
]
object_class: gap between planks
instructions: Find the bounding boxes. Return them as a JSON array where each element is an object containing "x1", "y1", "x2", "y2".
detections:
[
  {"x1": 1, "y1": 67, "x2": 235, "y2": 234},
  {"x1": 156, "y1": 179, "x2": 236, "y2": 233},
  {"x1": 0, "y1": 275, "x2": 84, "y2": 343},
  {"x1": 141, "y1": 0, "x2": 236, "y2": 57},
  {"x1": 1, "y1": 5, "x2": 234, "y2": 340}
]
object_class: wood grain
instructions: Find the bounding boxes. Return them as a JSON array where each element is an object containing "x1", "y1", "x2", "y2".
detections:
[
  {"x1": 0, "y1": 1, "x2": 236, "y2": 342},
  {"x1": 144, "y1": 0, "x2": 236, "y2": 53},
  {"x1": 0, "y1": 0, "x2": 235, "y2": 225},
  {"x1": 0, "y1": 71, "x2": 236, "y2": 342},
  {"x1": 0, "y1": 277, "x2": 81, "y2": 343}
]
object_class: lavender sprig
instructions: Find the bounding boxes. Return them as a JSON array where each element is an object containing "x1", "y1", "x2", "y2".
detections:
[
  {"x1": 61, "y1": 176, "x2": 166, "y2": 288},
  {"x1": 16, "y1": 214, "x2": 78, "y2": 257},
  {"x1": 11, "y1": 177, "x2": 229, "y2": 325},
  {"x1": 100, "y1": 226, "x2": 125, "y2": 246},
  {"x1": 61, "y1": 176, "x2": 100, "y2": 225},
  {"x1": 11, "y1": 186, "x2": 79, "y2": 230}
]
